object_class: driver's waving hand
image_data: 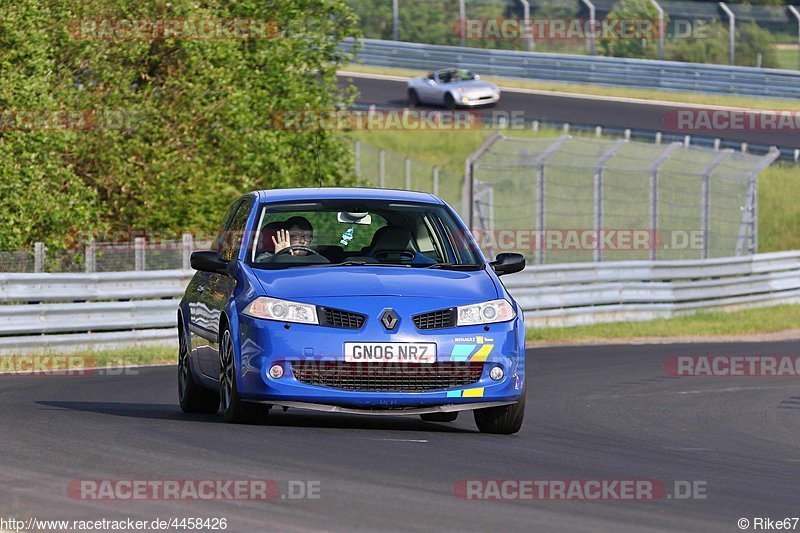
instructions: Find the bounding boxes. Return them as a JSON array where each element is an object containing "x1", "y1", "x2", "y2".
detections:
[{"x1": 272, "y1": 216, "x2": 314, "y2": 256}]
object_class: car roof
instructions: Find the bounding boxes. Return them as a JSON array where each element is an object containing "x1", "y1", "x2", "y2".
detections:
[{"x1": 254, "y1": 187, "x2": 444, "y2": 205}]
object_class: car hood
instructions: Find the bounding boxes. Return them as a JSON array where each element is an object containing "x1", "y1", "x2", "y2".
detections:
[
  {"x1": 252, "y1": 266, "x2": 498, "y2": 302},
  {"x1": 448, "y1": 80, "x2": 497, "y2": 92}
]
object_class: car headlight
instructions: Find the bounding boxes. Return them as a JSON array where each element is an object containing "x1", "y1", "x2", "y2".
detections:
[
  {"x1": 242, "y1": 296, "x2": 319, "y2": 325},
  {"x1": 456, "y1": 299, "x2": 515, "y2": 326}
]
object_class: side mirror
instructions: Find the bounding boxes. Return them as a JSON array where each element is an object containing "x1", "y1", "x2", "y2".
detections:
[
  {"x1": 428, "y1": 79, "x2": 436, "y2": 86},
  {"x1": 190, "y1": 251, "x2": 230, "y2": 275},
  {"x1": 490, "y1": 253, "x2": 525, "y2": 276},
  {"x1": 474, "y1": 74, "x2": 480, "y2": 80}
]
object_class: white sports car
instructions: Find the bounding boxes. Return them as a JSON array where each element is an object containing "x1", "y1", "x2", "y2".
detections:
[{"x1": 407, "y1": 68, "x2": 500, "y2": 109}]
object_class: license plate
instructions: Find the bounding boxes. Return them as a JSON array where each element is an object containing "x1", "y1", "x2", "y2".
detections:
[{"x1": 344, "y1": 342, "x2": 437, "y2": 364}]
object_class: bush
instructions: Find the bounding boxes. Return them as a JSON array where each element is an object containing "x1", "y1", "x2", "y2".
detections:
[
  {"x1": 667, "y1": 20, "x2": 779, "y2": 68},
  {"x1": 0, "y1": 0, "x2": 360, "y2": 250}
]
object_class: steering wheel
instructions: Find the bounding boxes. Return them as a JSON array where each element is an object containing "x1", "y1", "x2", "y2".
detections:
[
  {"x1": 374, "y1": 250, "x2": 415, "y2": 261},
  {"x1": 274, "y1": 246, "x2": 323, "y2": 257}
]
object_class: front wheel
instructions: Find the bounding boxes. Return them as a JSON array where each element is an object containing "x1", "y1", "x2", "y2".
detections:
[
  {"x1": 473, "y1": 385, "x2": 525, "y2": 434},
  {"x1": 219, "y1": 328, "x2": 268, "y2": 424}
]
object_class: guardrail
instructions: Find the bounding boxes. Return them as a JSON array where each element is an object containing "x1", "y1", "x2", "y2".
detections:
[
  {"x1": 340, "y1": 39, "x2": 800, "y2": 100},
  {"x1": 0, "y1": 252, "x2": 798, "y2": 353}
]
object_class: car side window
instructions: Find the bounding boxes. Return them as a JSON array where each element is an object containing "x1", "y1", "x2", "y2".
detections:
[
  {"x1": 213, "y1": 200, "x2": 241, "y2": 253},
  {"x1": 219, "y1": 198, "x2": 253, "y2": 262}
]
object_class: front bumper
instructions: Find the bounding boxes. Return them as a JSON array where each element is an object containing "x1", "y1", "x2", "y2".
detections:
[
  {"x1": 456, "y1": 93, "x2": 500, "y2": 107},
  {"x1": 234, "y1": 306, "x2": 524, "y2": 409}
]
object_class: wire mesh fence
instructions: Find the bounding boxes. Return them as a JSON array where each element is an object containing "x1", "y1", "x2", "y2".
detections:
[{"x1": 468, "y1": 133, "x2": 779, "y2": 264}]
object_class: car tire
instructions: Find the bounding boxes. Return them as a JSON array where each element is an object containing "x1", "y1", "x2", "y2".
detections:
[
  {"x1": 444, "y1": 93, "x2": 456, "y2": 110},
  {"x1": 219, "y1": 328, "x2": 268, "y2": 424},
  {"x1": 420, "y1": 412, "x2": 459, "y2": 423},
  {"x1": 408, "y1": 89, "x2": 420, "y2": 107},
  {"x1": 473, "y1": 385, "x2": 525, "y2": 434},
  {"x1": 178, "y1": 323, "x2": 220, "y2": 414}
]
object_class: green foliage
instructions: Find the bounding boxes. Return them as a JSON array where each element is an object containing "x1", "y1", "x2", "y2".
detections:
[
  {"x1": 0, "y1": 0, "x2": 360, "y2": 250},
  {"x1": 599, "y1": 0, "x2": 665, "y2": 59},
  {"x1": 667, "y1": 20, "x2": 779, "y2": 68}
]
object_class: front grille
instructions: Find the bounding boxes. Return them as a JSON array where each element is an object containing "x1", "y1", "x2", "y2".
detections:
[
  {"x1": 413, "y1": 308, "x2": 456, "y2": 330},
  {"x1": 291, "y1": 361, "x2": 483, "y2": 392},
  {"x1": 319, "y1": 307, "x2": 365, "y2": 329}
]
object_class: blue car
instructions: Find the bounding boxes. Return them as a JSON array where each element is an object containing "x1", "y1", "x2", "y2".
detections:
[{"x1": 178, "y1": 188, "x2": 527, "y2": 434}]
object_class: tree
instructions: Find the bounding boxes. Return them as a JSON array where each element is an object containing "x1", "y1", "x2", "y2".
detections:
[
  {"x1": 599, "y1": 0, "x2": 666, "y2": 59},
  {"x1": 0, "y1": 0, "x2": 361, "y2": 250}
]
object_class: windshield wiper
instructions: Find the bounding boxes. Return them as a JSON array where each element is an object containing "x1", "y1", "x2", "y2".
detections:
[
  {"x1": 422, "y1": 263, "x2": 481, "y2": 269},
  {"x1": 323, "y1": 261, "x2": 410, "y2": 267}
]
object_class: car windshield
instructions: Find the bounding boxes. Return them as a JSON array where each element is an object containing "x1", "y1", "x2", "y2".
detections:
[
  {"x1": 248, "y1": 199, "x2": 482, "y2": 270},
  {"x1": 442, "y1": 69, "x2": 476, "y2": 83}
]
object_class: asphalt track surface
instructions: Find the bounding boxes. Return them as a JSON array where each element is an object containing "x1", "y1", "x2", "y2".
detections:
[
  {"x1": 340, "y1": 74, "x2": 800, "y2": 150},
  {"x1": 2, "y1": 341, "x2": 800, "y2": 532}
]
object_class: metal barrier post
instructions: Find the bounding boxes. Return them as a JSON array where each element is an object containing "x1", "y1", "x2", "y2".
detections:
[
  {"x1": 34, "y1": 242, "x2": 45, "y2": 273},
  {"x1": 84, "y1": 240, "x2": 96, "y2": 273},
  {"x1": 405, "y1": 157, "x2": 411, "y2": 190},
  {"x1": 433, "y1": 166, "x2": 439, "y2": 196},
  {"x1": 182, "y1": 233, "x2": 193, "y2": 270},
  {"x1": 135, "y1": 237, "x2": 146, "y2": 271}
]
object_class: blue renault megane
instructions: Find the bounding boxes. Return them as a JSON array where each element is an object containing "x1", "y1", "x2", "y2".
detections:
[{"x1": 178, "y1": 188, "x2": 527, "y2": 433}]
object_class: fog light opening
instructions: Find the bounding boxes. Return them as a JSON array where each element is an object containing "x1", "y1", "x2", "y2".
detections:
[
  {"x1": 269, "y1": 364, "x2": 284, "y2": 379},
  {"x1": 489, "y1": 366, "x2": 504, "y2": 381}
]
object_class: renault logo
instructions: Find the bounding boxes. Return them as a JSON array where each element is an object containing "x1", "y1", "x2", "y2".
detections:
[{"x1": 380, "y1": 309, "x2": 399, "y2": 330}]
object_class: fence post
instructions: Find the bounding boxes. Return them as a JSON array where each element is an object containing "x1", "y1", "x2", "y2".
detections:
[
  {"x1": 379, "y1": 149, "x2": 385, "y2": 188},
  {"x1": 464, "y1": 131, "x2": 504, "y2": 230},
  {"x1": 593, "y1": 139, "x2": 626, "y2": 262},
  {"x1": 534, "y1": 135, "x2": 571, "y2": 265},
  {"x1": 405, "y1": 157, "x2": 411, "y2": 190},
  {"x1": 649, "y1": 143, "x2": 680, "y2": 260},
  {"x1": 135, "y1": 237, "x2": 146, "y2": 271},
  {"x1": 433, "y1": 165, "x2": 439, "y2": 196},
  {"x1": 700, "y1": 150, "x2": 733, "y2": 259},
  {"x1": 182, "y1": 233, "x2": 193, "y2": 270},
  {"x1": 789, "y1": 6, "x2": 800, "y2": 70},
  {"x1": 34, "y1": 242, "x2": 45, "y2": 273},
  {"x1": 392, "y1": 0, "x2": 399, "y2": 41},
  {"x1": 650, "y1": 0, "x2": 665, "y2": 60},
  {"x1": 84, "y1": 239, "x2": 96, "y2": 273},
  {"x1": 719, "y1": 2, "x2": 735, "y2": 65},
  {"x1": 580, "y1": 0, "x2": 596, "y2": 55},
  {"x1": 354, "y1": 140, "x2": 361, "y2": 178}
]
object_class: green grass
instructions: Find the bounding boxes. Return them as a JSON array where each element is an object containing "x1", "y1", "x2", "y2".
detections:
[
  {"x1": 341, "y1": 64, "x2": 800, "y2": 111},
  {"x1": 349, "y1": 128, "x2": 800, "y2": 253},
  {"x1": 774, "y1": 47, "x2": 800, "y2": 71},
  {"x1": 527, "y1": 304, "x2": 800, "y2": 344}
]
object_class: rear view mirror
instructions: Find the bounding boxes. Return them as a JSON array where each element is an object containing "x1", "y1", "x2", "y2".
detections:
[
  {"x1": 338, "y1": 212, "x2": 372, "y2": 225},
  {"x1": 490, "y1": 253, "x2": 525, "y2": 276},
  {"x1": 190, "y1": 251, "x2": 230, "y2": 275}
]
